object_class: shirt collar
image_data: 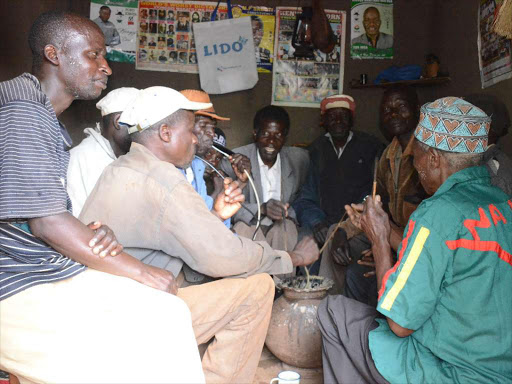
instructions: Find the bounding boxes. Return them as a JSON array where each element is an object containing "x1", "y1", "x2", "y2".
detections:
[
  {"x1": 130, "y1": 142, "x2": 159, "y2": 160},
  {"x1": 386, "y1": 134, "x2": 415, "y2": 161},
  {"x1": 325, "y1": 131, "x2": 353, "y2": 158},
  {"x1": 21, "y1": 73, "x2": 41, "y2": 90},
  {"x1": 185, "y1": 167, "x2": 195, "y2": 183},
  {"x1": 432, "y1": 165, "x2": 489, "y2": 198},
  {"x1": 83, "y1": 124, "x2": 117, "y2": 160},
  {"x1": 257, "y1": 150, "x2": 281, "y2": 171},
  {"x1": 22, "y1": 73, "x2": 74, "y2": 149}
]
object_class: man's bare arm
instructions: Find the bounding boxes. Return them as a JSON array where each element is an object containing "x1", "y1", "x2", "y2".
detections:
[
  {"x1": 360, "y1": 197, "x2": 414, "y2": 338},
  {"x1": 389, "y1": 221, "x2": 404, "y2": 252},
  {"x1": 28, "y1": 212, "x2": 177, "y2": 294},
  {"x1": 371, "y1": 234, "x2": 414, "y2": 338}
]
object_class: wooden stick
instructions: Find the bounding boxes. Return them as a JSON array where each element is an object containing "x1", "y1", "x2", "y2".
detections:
[
  {"x1": 318, "y1": 212, "x2": 348, "y2": 254},
  {"x1": 307, "y1": 212, "x2": 348, "y2": 289},
  {"x1": 372, "y1": 156, "x2": 379, "y2": 200},
  {"x1": 282, "y1": 210, "x2": 288, "y2": 252}
]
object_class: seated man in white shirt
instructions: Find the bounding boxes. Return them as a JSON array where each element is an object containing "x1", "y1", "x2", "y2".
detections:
[
  {"x1": 222, "y1": 105, "x2": 310, "y2": 252},
  {"x1": 67, "y1": 87, "x2": 139, "y2": 216}
]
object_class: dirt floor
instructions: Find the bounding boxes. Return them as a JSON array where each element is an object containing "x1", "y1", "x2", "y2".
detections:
[{"x1": 253, "y1": 346, "x2": 323, "y2": 384}]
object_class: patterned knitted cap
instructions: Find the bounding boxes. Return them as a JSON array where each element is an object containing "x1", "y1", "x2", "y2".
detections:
[
  {"x1": 320, "y1": 94, "x2": 356, "y2": 116},
  {"x1": 414, "y1": 97, "x2": 491, "y2": 153}
]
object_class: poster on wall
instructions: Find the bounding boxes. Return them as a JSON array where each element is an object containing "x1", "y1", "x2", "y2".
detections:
[
  {"x1": 90, "y1": 0, "x2": 138, "y2": 63},
  {"x1": 478, "y1": 0, "x2": 512, "y2": 88},
  {"x1": 136, "y1": 1, "x2": 275, "y2": 74},
  {"x1": 137, "y1": 1, "x2": 227, "y2": 73},
  {"x1": 271, "y1": 7, "x2": 346, "y2": 108},
  {"x1": 231, "y1": 5, "x2": 275, "y2": 73},
  {"x1": 350, "y1": 0, "x2": 393, "y2": 59}
]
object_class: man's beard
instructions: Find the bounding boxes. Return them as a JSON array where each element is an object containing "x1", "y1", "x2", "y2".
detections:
[{"x1": 196, "y1": 141, "x2": 212, "y2": 157}]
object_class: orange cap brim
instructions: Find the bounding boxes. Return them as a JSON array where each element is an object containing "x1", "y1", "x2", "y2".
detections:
[{"x1": 196, "y1": 110, "x2": 230, "y2": 121}]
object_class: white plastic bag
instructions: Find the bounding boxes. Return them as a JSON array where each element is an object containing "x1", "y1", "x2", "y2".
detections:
[{"x1": 193, "y1": 16, "x2": 258, "y2": 94}]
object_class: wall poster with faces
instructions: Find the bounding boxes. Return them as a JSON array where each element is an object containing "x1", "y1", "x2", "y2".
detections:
[
  {"x1": 137, "y1": 1, "x2": 276, "y2": 73},
  {"x1": 137, "y1": 1, "x2": 229, "y2": 73}
]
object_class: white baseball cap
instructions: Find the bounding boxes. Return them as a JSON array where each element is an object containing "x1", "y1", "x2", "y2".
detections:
[
  {"x1": 120, "y1": 86, "x2": 212, "y2": 134},
  {"x1": 96, "y1": 87, "x2": 140, "y2": 116}
]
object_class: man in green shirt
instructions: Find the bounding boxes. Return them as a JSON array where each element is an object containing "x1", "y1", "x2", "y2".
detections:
[{"x1": 318, "y1": 96, "x2": 512, "y2": 383}]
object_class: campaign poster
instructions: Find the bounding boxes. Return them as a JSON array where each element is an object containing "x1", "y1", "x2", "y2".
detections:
[
  {"x1": 231, "y1": 5, "x2": 275, "y2": 73},
  {"x1": 271, "y1": 7, "x2": 346, "y2": 108},
  {"x1": 137, "y1": 1, "x2": 230, "y2": 73},
  {"x1": 478, "y1": 0, "x2": 512, "y2": 88},
  {"x1": 350, "y1": 0, "x2": 393, "y2": 59},
  {"x1": 90, "y1": 0, "x2": 138, "y2": 63}
]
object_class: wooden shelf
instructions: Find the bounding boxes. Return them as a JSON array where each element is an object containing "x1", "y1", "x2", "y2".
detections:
[{"x1": 349, "y1": 76, "x2": 451, "y2": 89}]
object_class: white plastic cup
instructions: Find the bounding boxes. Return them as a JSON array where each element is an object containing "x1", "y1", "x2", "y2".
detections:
[{"x1": 269, "y1": 370, "x2": 301, "y2": 384}]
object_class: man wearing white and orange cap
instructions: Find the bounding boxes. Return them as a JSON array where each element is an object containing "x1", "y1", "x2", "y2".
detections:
[
  {"x1": 293, "y1": 94, "x2": 384, "y2": 282},
  {"x1": 176, "y1": 89, "x2": 250, "y2": 283},
  {"x1": 80, "y1": 86, "x2": 319, "y2": 383},
  {"x1": 67, "y1": 87, "x2": 139, "y2": 216}
]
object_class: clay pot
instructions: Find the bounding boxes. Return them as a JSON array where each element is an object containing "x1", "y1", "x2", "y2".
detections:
[{"x1": 265, "y1": 276, "x2": 333, "y2": 369}]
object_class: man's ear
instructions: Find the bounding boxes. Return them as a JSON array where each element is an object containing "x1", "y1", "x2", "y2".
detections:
[
  {"x1": 43, "y1": 45, "x2": 59, "y2": 66},
  {"x1": 159, "y1": 123, "x2": 171, "y2": 143},
  {"x1": 253, "y1": 129, "x2": 258, "y2": 142},
  {"x1": 113, "y1": 113, "x2": 121, "y2": 130},
  {"x1": 428, "y1": 147, "x2": 441, "y2": 168}
]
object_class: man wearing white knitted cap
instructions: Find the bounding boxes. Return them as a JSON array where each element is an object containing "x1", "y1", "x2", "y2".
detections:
[
  {"x1": 80, "y1": 86, "x2": 319, "y2": 383},
  {"x1": 67, "y1": 87, "x2": 139, "y2": 216}
]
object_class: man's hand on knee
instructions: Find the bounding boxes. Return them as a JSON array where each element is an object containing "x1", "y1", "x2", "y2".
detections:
[
  {"x1": 357, "y1": 249, "x2": 376, "y2": 277},
  {"x1": 313, "y1": 222, "x2": 329, "y2": 245},
  {"x1": 330, "y1": 228, "x2": 351, "y2": 266},
  {"x1": 138, "y1": 264, "x2": 178, "y2": 295},
  {"x1": 265, "y1": 199, "x2": 289, "y2": 221}
]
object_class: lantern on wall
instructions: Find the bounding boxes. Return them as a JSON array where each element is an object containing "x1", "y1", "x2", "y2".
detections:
[
  {"x1": 291, "y1": 7, "x2": 315, "y2": 59},
  {"x1": 291, "y1": 0, "x2": 337, "y2": 59},
  {"x1": 493, "y1": 0, "x2": 512, "y2": 39}
]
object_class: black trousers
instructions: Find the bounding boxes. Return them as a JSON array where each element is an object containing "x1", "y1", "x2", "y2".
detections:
[
  {"x1": 345, "y1": 258, "x2": 378, "y2": 308},
  {"x1": 317, "y1": 295, "x2": 389, "y2": 384}
]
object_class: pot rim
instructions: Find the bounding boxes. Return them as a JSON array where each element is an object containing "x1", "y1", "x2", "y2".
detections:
[{"x1": 277, "y1": 275, "x2": 334, "y2": 293}]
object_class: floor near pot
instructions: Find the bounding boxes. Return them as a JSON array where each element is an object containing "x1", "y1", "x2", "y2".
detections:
[{"x1": 253, "y1": 346, "x2": 323, "y2": 384}]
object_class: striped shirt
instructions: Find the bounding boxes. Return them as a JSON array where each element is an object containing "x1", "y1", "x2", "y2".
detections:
[{"x1": 0, "y1": 73, "x2": 85, "y2": 301}]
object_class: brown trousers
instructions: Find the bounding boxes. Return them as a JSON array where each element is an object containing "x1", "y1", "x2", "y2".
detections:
[
  {"x1": 233, "y1": 219, "x2": 298, "y2": 252},
  {"x1": 178, "y1": 274, "x2": 275, "y2": 383}
]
